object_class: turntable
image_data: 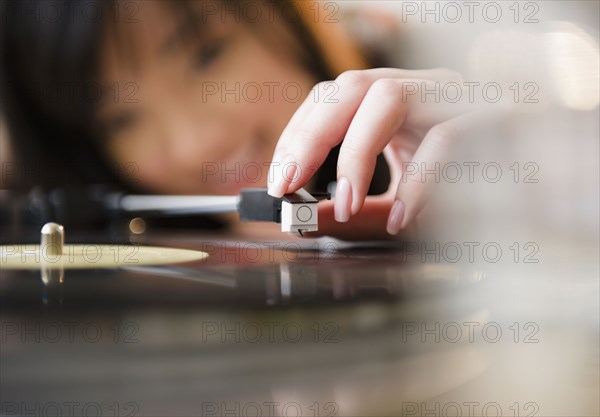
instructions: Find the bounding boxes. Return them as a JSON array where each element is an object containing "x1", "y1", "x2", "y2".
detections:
[{"x1": 1, "y1": 190, "x2": 594, "y2": 416}]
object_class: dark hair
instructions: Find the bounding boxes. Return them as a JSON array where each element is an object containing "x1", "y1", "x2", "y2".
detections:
[{"x1": 1, "y1": 0, "x2": 333, "y2": 191}]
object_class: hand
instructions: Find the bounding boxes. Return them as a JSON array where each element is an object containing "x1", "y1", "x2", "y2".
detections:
[{"x1": 267, "y1": 68, "x2": 473, "y2": 239}]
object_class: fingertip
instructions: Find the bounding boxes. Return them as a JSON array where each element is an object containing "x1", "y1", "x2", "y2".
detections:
[
  {"x1": 267, "y1": 187, "x2": 285, "y2": 198},
  {"x1": 350, "y1": 191, "x2": 367, "y2": 216},
  {"x1": 386, "y1": 199, "x2": 405, "y2": 235},
  {"x1": 267, "y1": 175, "x2": 288, "y2": 198},
  {"x1": 334, "y1": 177, "x2": 352, "y2": 222},
  {"x1": 268, "y1": 155, "x2": 298, "y2": 198}
]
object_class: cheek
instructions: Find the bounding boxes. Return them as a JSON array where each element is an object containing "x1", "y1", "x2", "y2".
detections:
[
  {"x1": 106, "y1": 140, "x2": 165, "y2": 192},
  {"x1": 211, "y1": 35, "x2": 310, "y2": 135},
  {"x1": 224, "y1": 69, "x2": 311, "y2": 158}
]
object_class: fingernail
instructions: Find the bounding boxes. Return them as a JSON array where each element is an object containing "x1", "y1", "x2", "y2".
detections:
[
  {"x1": 334, "y1": 177, "x2": 352, "y2": 222},
  {"x1": 386, "y1": 200, "x2": 405, "y2": 235},
  {"x1": 268, "y1": 156, "x2": 296, "y2": 198}
]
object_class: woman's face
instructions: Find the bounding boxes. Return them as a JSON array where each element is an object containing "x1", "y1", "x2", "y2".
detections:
[{"x1": 96, "y1": 1, "x2": 315, "y2": 195}]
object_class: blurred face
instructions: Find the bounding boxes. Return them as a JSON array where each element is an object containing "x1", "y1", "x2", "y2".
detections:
[{"x1": 96, "y1": 1, "x2": 316, "y2": 194}]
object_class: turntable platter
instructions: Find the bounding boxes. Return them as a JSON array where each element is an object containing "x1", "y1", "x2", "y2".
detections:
[{"x1": 0, "y1": 244, "x2": 207, "y2": 269}]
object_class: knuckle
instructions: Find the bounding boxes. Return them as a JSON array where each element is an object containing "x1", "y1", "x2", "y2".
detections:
[
  {"x1": 293, "y1": 123, "x2": 333, "y2": 157},
  {"x1": 368, "y1": 78, "x2": 402, "y2": 99},
  {"x1": 340, "y1": 141, "x2": 365, "y2": 160},
  {"x1": 401, "y1": 163, "x2": 428, "y2": 188},
  {"x1": 294, "y1": 123, "x2": 318, "y2": 145},
  {"x1": 426, "y1": 123, "x2": 461, "y2": 147},
  {"x1": 434, "y1": 67, "x2": 464, "y2": 84},
  {"x1": 339, "y1": 140, "x2": 377, "y2": 167},
  {"x1": 335, "y1": 70, "x2": 370, "y2": 90}
]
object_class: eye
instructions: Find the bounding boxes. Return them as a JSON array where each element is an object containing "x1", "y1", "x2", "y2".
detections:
[{"x1": 192, "y1": 40, "x2": 225, "y2": 70}]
